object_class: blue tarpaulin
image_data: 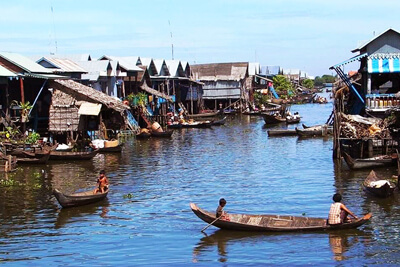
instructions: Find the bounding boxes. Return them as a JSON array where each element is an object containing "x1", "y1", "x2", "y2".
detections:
[{"x1": 269, "y1": 85, "x2": 279, "y2": 99}]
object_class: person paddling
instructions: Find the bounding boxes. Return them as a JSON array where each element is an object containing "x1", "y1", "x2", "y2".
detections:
[
  {"x1": 328, "y1": 193, "x2": 357, "y2": 225},
  {"x1": 216, "y1": 198, "x2": 230, "y2": 221},
  {"x1": 94, "y1": 170, "x2": 109, "y2": 194}
]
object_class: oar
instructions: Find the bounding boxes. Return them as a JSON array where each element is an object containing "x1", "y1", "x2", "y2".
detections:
[{"x1": 201, "y1": 215, "x2": 222, "y2": 232}]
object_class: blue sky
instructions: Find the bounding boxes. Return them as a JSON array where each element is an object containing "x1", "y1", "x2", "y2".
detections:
[{"x1": 1, "y1": 0, "x2": 399, "y2": 76}]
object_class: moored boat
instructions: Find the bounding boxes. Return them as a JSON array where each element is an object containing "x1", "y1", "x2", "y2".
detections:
[
  {"x1": 49, "y1": 149, "x2": 99, "y2": 160},
  {"x1": 190, "y1": 203, "x2": 371, "y2": 232},
  {"x1": 363, "y1": 170, "x2": 398, "y2": 198},
  {"x1": 211, "y1": 116, "x2": 227, "y2": 126},
  {"x1": 267, "y1": 129, "x2": 298, "y2": 137},
  {"x1": 150, "y1": 129, "x2": 174, "y2": 138},
  {"x1": 181, "y1": 121, "x2": 212, "y2": 128},
  {"x1": 296, "y1": 125, "x2": 330, "y2": 137},
  {"x1": 53, "y1": 188, "x2": 108, "y2": 208},
  {"x1": 262, "y1": 113, "x2": 286, "y2": 124},
  {"x1": 343, "y1": 152, "x2": 395, "y2": 170},
  {"x1": 187, "y1": 111, "x2": 220, "y2": 119},
  {"x1": 14, "y1": 150, "x2": 51, "y2": 164}
]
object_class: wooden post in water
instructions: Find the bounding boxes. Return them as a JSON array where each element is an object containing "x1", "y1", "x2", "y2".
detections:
[{"x1": 368, "y1": 139, "x2": 373, "y2": 158}]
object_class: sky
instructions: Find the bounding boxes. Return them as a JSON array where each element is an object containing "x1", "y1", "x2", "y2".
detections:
[{"x1": 0, "y1": 0, "x2": 399, "y2": 77}]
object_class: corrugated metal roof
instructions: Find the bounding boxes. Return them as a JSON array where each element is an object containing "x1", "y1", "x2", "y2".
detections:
[
  {"x1": 191, "y1": 62, "x2": 248, "y2": 81},
  {"x1": 352, "y1": 28, "x2": 400, "y2": 53},
  {"x1": 153, "y1": 59, "x2": 170, "y2": 76},
  {"x1": 165, "y1": 60, "x2": 185, "y2": 77},
  {"x1": 53, "y1": 54, "x2": 92, "y2": 62},
  {"x1": 75, "y1": 60, "x2": 111, "y2": 77},
  {"x1": 0, "y1": 65, "x2": 17, "y2": 77},
  {"x1": 261, "y1": 66, "x2": 281, "y2": 75},
  {"x1": 248, "y1": 62, "x2": 261, "y2": 76},
  {"x1": 100, "y1": 55, "x2": 143, "y2": 72},
  {"x1": 0, "y1": 52, "x2": 53, "y2": 73},
  {"x1": 37, "y1": 57, "x2": 87, "y2": 73}
]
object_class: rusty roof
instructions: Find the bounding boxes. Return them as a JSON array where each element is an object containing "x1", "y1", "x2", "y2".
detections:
[{"x1": 191, "y1": 62, "x2": 248, "y2": 81}]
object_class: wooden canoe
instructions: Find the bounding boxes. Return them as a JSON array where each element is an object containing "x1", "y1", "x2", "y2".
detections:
[
  {"x1": 262, "y1": 114, "x2": 286, "y2": 124},
  {"x1": 267, "y1": 129, "x2": 298, "y2": 137},
  {"x1": 343, "y1": 152, "x2": 395, "y2": 170},
  {"x1": 211, "y1": 116, "x2": 227, "y2": 126},
  {"x1": 363, "y1": 170, "x2": 397, "y2": 198},
  {"x1": 296, "y1": 125, "x2": 329, "y2": 137},
  {"x1": 99, "y1": 144, "x2": 123, "y2": 152},
  {"x1": 187, "y1": 111, "x2": 220, "y2": 119},
  {"x1": 136, "y1": 131, "x2": 151, "y2": 139},
  {"x1": 53, "y1": 188, "x2": 108, "y2": 208},
  {"x1": 286, "y1": 116, "x2": 301, "y2": 124},
  {"x1": 150, "y1": 129, "x2": 174, "y2": 138},
  {"x1": 190, "y1": 203, "x2": 371, "y2": 232},
  {"x1": 49, "y1": 149, "x2": 99, "y2": 160},
  {"x1": 15, "y1": 150, "x2": 51, "y2": 164},
  {"x1": 181, "y1": 121, "x2": 212, "y2": 128}
]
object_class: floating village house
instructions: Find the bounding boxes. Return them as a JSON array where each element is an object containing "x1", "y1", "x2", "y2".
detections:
[
  {"x1": 0, "y1": 52, "x2": 136, "y2": 144},
  {"x1": 330, "y1": 28, "x2": 400, "y2": 159},
  {"x1": 190, "y1": 62, "x2": 250, "y2": 110},
  {"x1": 47, "y1": 79, "x2": 133, "y2": 144}
]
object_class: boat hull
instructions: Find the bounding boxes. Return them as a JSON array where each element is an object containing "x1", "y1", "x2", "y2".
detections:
[
  {"x1": 53, "y1": 189, "x2": 108, "y2": 208},
  {"x1": 49, "y1": 150, "x2": 99, "y2": 160},
  {"x1": 363, "y1": 170, "x2": 396, "y2": 198},
  {"x1": 190, "y1": 203, "x2": 371, "y2": 232},
  {"x1": 343, "y1": 152, "x2": 394, "y2": 170}
]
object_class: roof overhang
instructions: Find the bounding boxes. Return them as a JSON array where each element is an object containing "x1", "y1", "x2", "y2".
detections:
[
  {"x1": 330, "y1": 53, "x2": 368, "y2": 69},
  {"x1": 23, "y1": 73, "x2": 69, "y2": 79}
]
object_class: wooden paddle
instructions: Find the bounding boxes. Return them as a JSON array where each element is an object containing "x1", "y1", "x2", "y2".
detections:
[
  {"x1": 201, "y1": 215, "x2": 223, "y2": 232},
  {"x1": 201, "y1": 206, "x2": 225, "y2": 232}
]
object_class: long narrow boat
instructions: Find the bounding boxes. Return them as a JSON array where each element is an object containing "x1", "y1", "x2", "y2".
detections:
[
  {"x1": 267, "y1": 129, "x2": 298, "y2": 137},
  {"x1": 15, "y1": 150, "x2": 51, "y2": 164},
  {"x1": 363, "y1": 170, "x2": 397, "y2": 198},
  {"x1": 286, "y1": 116, "x2": 301, "y2": 124},
  {"x1": 49, "y1": 149, "x2": 99, "y2": 160},
  {"x1": 190, "y1": 203, "x2": 371, "y2": 232},
  {"x1": 187, "y1": 111, "x2": 220, "y2": 119},
  {"x1": 211, "y1": 116, "x2": 227, "y2": 126},
  {"x1": 343, "y1": 152, "x2": 395, "y2": 170},
  {"x1": 99, "y1": 144, "x2": 123, "y2": 152},
  {"x1": 295, "y1": 125, "x2": 330, "y2": 137},
  {"x1": 53, "y1": 188, "x2": 108, "y2": 208},
  {"x1": 150, "y1": 129, "x2": 174, "y2": 138},
  {"x1": 262, "y1": 113, "x2": 286, "y2": 124},
  {"x1": 181, "y1": 121, "x2": 212, "y2": 128}
]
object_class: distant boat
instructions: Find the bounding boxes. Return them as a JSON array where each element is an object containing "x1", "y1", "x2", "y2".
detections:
[
  {"x1": 363, "y1": 170, "x2": 397, "y2": 198},
  {"x1": 343, "y1": 152, "x2": 395, "y2": 170},
  {"x1": 49, "y1": 149, "x2": 99, "y2": 160}
]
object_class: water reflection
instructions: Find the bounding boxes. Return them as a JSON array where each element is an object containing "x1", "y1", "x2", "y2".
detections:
[
  {"x1": 193, "y1": 230, "x2": 263, "y2": 263},
  {"x1": 329, "y1": 230, "x2": 368, "y2": 261},
  {"x1": 55, "y1": 200, "x2": 109, "y2": 229}
]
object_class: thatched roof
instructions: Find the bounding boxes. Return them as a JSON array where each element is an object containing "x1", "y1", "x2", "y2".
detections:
[
  {"x1": 191, "y1": 62, "x2": 248, "y2": 81},
  {"x1": 49, "y1": 79, "x2": 129, "y2": 113}
]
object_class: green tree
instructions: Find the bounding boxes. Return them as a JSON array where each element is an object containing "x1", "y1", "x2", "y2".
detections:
[
  {"x1": 302, "y1": 79, "x2": 314, "y2": 89},
  {"x1": 272, "y1": 75, "x2": 294, "y2": 97}
]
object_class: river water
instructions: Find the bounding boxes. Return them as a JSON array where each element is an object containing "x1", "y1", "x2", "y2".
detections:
[{"x1": 1, "y1": 95, "x2": 400, "y2": 266}]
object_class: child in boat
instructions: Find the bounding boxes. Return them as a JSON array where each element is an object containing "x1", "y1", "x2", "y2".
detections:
[
  {"x1": 216, "y1": 198, "x2": 230, "y2": 221},
  {"x1": 94, "y1": 170, "x2": 109, "y2": 194},
  {"x1": 328, "y1": 193, "x2": 357, "y2": 225}
]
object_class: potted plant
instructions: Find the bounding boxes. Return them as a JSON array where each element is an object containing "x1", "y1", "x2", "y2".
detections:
[{"x1": 11, "y1": 100, "x2": 33, "y2": 122}]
